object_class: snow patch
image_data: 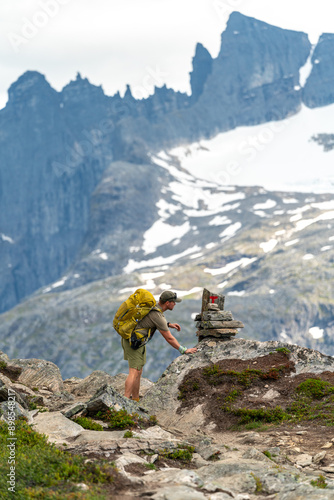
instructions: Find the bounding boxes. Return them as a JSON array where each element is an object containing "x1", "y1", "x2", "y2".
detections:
[
  {"x1": 189, "y1": 252, "x2": 203, "y2": 259},
  {"x1": 171, "y1": 287, "x2": 203, "y2": 298},
  {"x1": 142, "y1": 220, "x2": 191, "y2": 254},
  {"x1": 309, "y1": 326, "x2": 324, "y2": 339},
  {"x1": 156, "y1": 199, "x2": 182, "y2": 218},
  {"x1": 260, "y1": 239, "x2": 278, "y2": 253},
  {"x1": 1, "y1": 234, "x2": 14, "y2": 244},
  {"x1": 253, "y1": 199, "x2": 277, "y2": 210},
  {"x1": 204, "y1": 257, "x2": 257, "y2": 276},
  {"x1": 209, "y1": 215, "x2": 231, "y2": 226},
  {"x1": 285, "y1": 239, "x2": 299, "y2": 247},
  {"x1": 254, "y1": 211, "x2": 268, "y2": 218},
  {"x1": 311, "y1": 200, "x2": 334, "y2": 210},
  {"x1": 169, "y1": 104, "x2": 334, "y2": 194},
  {"x1": 299, "y1": 46, "x2": 315, "y2": 87},
  {"x1": 303, "y1": 254, "x2": 314, "y2": 260},
  {"x1": 52, "y1": 279, "x2": 67, "y2": 288},
  {"x1": 124, "y1": 245, "x2": 201, "y2": 273},
  {"x1": 141, "y1": 271, "x2": 165, "y2": 280},
  {"x1": 294, "y1": 211, "x2": 334, "y2": 232},
  {"x1": 290, "y1": 213, "x2": 303, "y2": 222},
  {"x1": 219, "y1": 222, "x2": 242, "y2": 239}
]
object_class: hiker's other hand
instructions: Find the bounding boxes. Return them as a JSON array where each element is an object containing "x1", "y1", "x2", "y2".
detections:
[{"x1": 169, "y1": 323, "x2": 181, "y2": 331}]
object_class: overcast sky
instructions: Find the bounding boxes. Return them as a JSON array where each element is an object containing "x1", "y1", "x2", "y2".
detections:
[{"x1": 1, "y1": 0, "x2": 334, "y2": 109}]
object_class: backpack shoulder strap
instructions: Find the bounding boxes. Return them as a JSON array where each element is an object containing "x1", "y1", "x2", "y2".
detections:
[{"x1": 150, "y1": 305, "x2": 162, "y2": 313}]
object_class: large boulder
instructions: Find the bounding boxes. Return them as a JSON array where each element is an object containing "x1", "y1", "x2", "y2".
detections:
[
  {"x1": 86, "y1": 384, "x2": 149, "y2": 420},
  {"x1": 0, "y1": 380, "x2": 28, "y2": 409},
  {"x1": 69, "y1": 370, "x2": 116, "y2": 397},
  {"x1": 66, "y1": 371, "x2": 153, "y2": 398},
  {"x1": 32, "y1": 411, "x2": 83, "y2": 444},
  {"x1": 0, "y1": 401, "x2": 31, "y2": 422},
  {"x1": 9, "y1": 358, "x2": 64, "y2": 392},
  {"x1": 141, "y1": 338, "x2": 334, "y2": 434}
]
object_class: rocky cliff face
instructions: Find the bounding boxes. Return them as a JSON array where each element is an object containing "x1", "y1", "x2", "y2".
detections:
[
  {"x1": 0, "y1": 11, "x2": 332, "y2": 317},
  {"x1": 190, "y1": 43, "x2": 213, "y2": 103},
  {"x1": 0, "y1": 72, "x2": 110, "y2": 311},
  {"x1": 189, "y1": 12, "x2": 311, "y2": 134},
  {"x1": 303, "y1": 33, "x2": 334, "y2": 108}
]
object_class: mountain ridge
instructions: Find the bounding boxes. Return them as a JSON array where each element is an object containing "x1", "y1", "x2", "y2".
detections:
[
  {"x1": 0, "y1": 12, "x2": 329, "y2": 314},
  {"x1": 1, "y1": 12, "x2": 334, "y2": 382}
]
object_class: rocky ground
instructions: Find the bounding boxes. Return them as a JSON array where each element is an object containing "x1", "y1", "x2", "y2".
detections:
[{"x1": 1, "y1": 338, "x2": 334, "y2": 499}]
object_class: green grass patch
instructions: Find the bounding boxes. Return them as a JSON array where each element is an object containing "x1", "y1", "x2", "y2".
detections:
[
  {"x1": 123, "y1": 430, "x2": 133, "y2": 438},
  {"x1": 225, "y1": 388, "x2": 242, "y2": 403},
  {"x1": 96, "y1": 408, "x2": 157, "y2": 430},
  {"x1": 159, "y1": 444, "x2": 195, "y2": 463},
  {"x1": 250, "y1": 472, "x2": 263, "y2": 493},
  {"x1": 149, "y1": 415, "x2": 158, "y2": 425},
  {"x1": 0, "y1": 420, "x2": 117, "y2": 499},
  {"x1": 310, "y1": 474, "x2": 328, "y2": 489},
  {"x1": 145, "y1": 462, "x2": 157, "y2": 470},
  {"x1": 96, "y1": 408, "x2": 136, "y2": 429},
  {"x1": 72, "y1": 416, "x2": 104, "y2": 431},
  {"x1": 177, "y1": 379, "x2": 201, "y2": 400},
  {"x1": 225, "y1": 405, "x2": 287, "y2": 425},
  {"x1": 226, "y1": 377, "x2": 334, "y2": 429},
  {"x1": 296, "y1": 378, "x2": 334, "y2": 399},
  {"x1": 202, "y1": 364, "x2": 289, "y2": 388},
  {"x1": 275, "y1": 347, "x2": 291, "y2": 355}
]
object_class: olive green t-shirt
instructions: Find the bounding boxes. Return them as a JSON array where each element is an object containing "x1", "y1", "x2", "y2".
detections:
[{"x1": 136, "y1": 304, "x2": 168, "y2": 332}]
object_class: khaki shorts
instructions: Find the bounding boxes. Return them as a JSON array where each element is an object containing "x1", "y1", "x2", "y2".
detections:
[{"x1": 121, "y1": 338, "x2": 146, "y2": 370}]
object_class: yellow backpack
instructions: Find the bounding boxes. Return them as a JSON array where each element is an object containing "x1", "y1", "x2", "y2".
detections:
[{"x1": 113, "y1": 289, "x2": 157, "y2": 340}]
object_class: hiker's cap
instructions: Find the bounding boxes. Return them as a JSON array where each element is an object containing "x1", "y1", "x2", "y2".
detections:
[{"x1": 160, "y1": 291, "x2": 182, "y2": 303}]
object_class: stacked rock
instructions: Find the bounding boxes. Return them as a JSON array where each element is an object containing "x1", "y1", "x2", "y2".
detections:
[{"x1": 194, "y1": 288, "x2": 244, "y2": 341}]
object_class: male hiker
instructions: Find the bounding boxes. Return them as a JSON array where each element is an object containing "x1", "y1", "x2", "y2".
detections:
[{"x1": 121, "y1": 290, "x2": 197, "y2": 401}]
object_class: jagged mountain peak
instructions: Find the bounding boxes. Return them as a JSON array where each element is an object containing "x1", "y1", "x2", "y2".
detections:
[
  {"x1": 7, "y1": 70, "x2": 57, "y2": 107},
  {"x1": 123, "y1": 83, "x2": 135, "y2": 100},
  {"x1": 226, "y1": 10, "x2": 309, "y2": 36},
  {"x1": 190, "y1": 42, "x2": 213, "y2": 102},
  {"x1": 61, "y1": 73, "x2": 105, "y2": 103}
]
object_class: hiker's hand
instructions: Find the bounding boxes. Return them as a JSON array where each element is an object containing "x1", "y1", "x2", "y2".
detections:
[
  {"x1": 169, "y1": 323, "x2": 181, "y2": 331},
  {"x1": 186, "y1": 347, "x2": 197, "y2": 354}
]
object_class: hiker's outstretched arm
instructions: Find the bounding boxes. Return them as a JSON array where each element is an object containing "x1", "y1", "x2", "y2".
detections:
[
  {"x1": 159, "y1": 330, "x2": 197, "y2": 354},
  {"x1": 159, "y1": 329, "x2": 179, "y2": 349}
]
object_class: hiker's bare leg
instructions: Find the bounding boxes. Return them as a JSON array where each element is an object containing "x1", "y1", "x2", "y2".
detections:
[{"x1": 124, "y1": 367, "x2": 142, "y2": 400}]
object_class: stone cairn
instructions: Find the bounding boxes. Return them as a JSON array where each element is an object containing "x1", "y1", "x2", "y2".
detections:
[{"x1": 194, "y1": 288, "x2": 244, "y2": 341}]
